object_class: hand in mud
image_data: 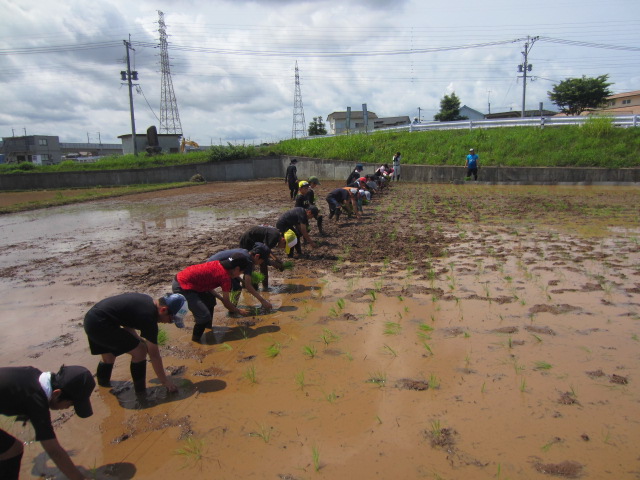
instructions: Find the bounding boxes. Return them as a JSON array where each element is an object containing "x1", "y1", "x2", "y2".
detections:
[
  {"x1": 236, "y1": 308, "x2": 251, "y2": 316},
  {"x1": 163, "y1": 378, "x2": 178, "y2": 393},
  {"x1": 261, "y1": 300, "x2": 273, "y2": 310},
  {"x1": 272, "y1": 259, "x2": 285, "y2": 272}
]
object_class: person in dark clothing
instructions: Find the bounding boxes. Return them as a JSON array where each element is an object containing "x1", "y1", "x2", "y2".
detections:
[
  {"x1": 284, "y1": 158, "x2": 299, "y2": 199},
  {"x1": 207, "y1": 245, "x2": 272, "y2": 310},
  {"x1": 239, "y1": 225, "x2": 286, "y2": 289},
  {"x1": 172, "y1": 253, "x2": 250, "y2": 343},
  {"x1": 326, "y1": 187, "x2": 360, "y2": 221},
  {"x1": 84, "y1": 293, "x2": 187, "y2": 394},
  {"x1": 346, "y1": 164, "x2": 364, "y2": 185},
  {"x1": 276, "y1": 206, "x2": 318, "y2": 256},
  {"x1": 0, "y1": 364, "x2": 95, "y2": 480},
  {"x1": 295, "y1": 179, "x2": 325, "y2": 235}
]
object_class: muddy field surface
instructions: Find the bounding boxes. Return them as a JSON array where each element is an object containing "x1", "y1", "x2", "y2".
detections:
[{"x1": 1, "y1": 180, "x2": 639, "y2": 479}]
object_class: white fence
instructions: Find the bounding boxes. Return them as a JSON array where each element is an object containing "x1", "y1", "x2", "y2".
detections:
[{"x1": 400, "y1": 115, "x2": 639, "y2": 132}]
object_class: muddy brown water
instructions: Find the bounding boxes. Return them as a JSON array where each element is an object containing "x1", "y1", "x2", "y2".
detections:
[{"x1": 1, "y1": 180, "x2": 639, "y2": 479}]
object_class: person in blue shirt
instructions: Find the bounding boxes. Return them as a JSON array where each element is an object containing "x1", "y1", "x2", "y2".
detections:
[{"x1": 465, "y1": 148, "x2": 479, "y2": 181}]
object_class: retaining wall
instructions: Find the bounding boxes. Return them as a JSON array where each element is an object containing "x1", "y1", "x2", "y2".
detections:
[{"x1": 0, "y1": 156, "x2": 638, "y2": 191}]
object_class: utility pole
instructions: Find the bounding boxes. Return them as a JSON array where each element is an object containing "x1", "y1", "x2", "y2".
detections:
[
  {"x1": 417, "y1": 107, "x2": 423, "y2": 122},
  {"x1": 487, "y1": 90, "x2": 492, "y2": 115},
  {"x1": 122, "y1": 39, "x2": 138, "y2": 156},
  {"x1": 517, "y1": 35, "x2": 538, "y2": 118}
]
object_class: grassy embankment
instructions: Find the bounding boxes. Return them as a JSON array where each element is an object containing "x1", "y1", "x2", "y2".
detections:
[{"x1": 0, "y1": 120, "x2": 637, "y2": 213}]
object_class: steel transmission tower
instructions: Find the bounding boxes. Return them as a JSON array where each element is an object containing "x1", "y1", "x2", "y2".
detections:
[
  {"x1": 158, "y1": 11, "x2": 183, "y2": 135},
  {"x1": 292, "y1": 61, "x2": 306, "y2": 139}
]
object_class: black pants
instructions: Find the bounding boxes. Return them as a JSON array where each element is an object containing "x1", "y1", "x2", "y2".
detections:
[
  {"x1": 466, "y1": 167, "x2": 478, "y2": 180},
  {"x1": 288, "y1": 182, "x2": 298, "y2": 199}
]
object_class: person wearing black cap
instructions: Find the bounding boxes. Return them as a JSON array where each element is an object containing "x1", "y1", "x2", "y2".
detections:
[
  {"x1": 84, "y1": 293, "x2": 188, "y2": 394},
  {"x1": 172, "y1": 252, "x2": 251, "y2": 343},
  {"x1": 346, "y1": 163, "x2": 364, "y2": 185},
  {"x1": 0, "y1": 364, "x2": 95, "y2": 480},
  {"x1": 207, "y1": 245, "x2": 273, "y2": 310},
  {"x1": 275, "y1": 206, "x2": 318, "y2": 257},
  {"x1": 284, "y1": 158, "x2": 299, "y2": 199},
  {"x1": 238, "y1": 226, "x2": 287, "y2": 289}
]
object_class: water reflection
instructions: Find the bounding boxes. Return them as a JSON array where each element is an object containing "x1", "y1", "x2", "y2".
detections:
[{"x1": 0, "y1": 202, "x2": 277, "y2": 268}]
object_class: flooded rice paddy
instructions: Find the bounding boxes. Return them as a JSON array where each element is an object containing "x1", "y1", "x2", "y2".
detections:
[{"x1": 0, "y1": 180, "x2": 638, "y2": 479}]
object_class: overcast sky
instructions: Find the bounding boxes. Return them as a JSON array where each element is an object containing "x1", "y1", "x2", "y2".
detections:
[{"x1": 1, "y1": 0, "x2": 639, "y2": 145}]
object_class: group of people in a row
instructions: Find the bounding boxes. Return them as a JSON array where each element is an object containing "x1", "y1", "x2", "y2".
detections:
[{"x1": 0, "y1": 157, "x2": 402, "y2": 479}]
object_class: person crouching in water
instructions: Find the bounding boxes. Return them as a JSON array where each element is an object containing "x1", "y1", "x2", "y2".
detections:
[
  {"x1": 172, "y1": 253, "x2": 251, "y2": 343},
  {"x1": 84, "y1": 292, "x2": 188, "y2": 394}
]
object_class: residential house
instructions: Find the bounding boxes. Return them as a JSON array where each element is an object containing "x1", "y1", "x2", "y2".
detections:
[
  {"x1": 373, "y1": 116, "x2": 411, "y2": 130},
  {"x1": 486, "y1": 109, "x2": 557, "y2": 119},
  {"x1": 326, "y1": 111, "x2": 379, "y2": 135},
  {"x1": 1, "y1": 135, "x2": 62, "y2": 164},
  {"x1": 459, "y1": 105, "x2": 485, "y2": 121},
  {"x1": 597, "y1": 90, "x2": 640, "y2": 115}
]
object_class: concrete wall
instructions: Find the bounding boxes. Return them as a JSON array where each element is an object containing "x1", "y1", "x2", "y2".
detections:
[{"x1": 0, "y1": 155, "x2": 638, "y2": 191}]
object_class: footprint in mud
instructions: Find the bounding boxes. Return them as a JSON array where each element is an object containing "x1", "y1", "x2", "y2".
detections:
[
  {"x1": 396, "y1": 378, "x2": 429, "y2": 391},
  {"x1": 533, "y1": 459, "x2": 583, "y2": 478}
]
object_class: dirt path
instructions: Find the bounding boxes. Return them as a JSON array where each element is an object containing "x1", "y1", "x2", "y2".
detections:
[{"x1": 1, "y1": 180, "x2": 639, "y2": 479}]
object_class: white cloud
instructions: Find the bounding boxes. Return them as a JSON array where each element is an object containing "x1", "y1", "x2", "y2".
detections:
[{"x1": 1, "y1": 0, "x2": 639, "y2": 144}]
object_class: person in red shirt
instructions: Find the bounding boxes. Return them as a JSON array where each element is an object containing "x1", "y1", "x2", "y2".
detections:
[{"x1": 172, "y1": 252, "x2": 250, "y2": 342}]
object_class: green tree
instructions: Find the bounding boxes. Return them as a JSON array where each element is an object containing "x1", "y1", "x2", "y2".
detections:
[
  {"x1": 548, "y1": 75, "x2": 613, "y2": 116},
  {"x1": 308, "y1": 116, "x2": 327, "y2": 136},
  {"x1": 434, "y1": 92, "x2": 467, "y2": 121}
]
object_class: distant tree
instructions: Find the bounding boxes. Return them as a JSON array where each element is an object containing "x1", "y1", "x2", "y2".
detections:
[
  {"x1": 434, "y1": 92, "x2": 467, "y2": 121},
  {"x1": 308, "y1": 116, "x2": 327, "y2": 136},
  {"x1": 548, "y1": 75, "x2": 613, "y2": 116}
]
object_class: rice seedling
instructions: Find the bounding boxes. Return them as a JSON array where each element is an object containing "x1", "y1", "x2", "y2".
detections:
[
  {"x1": 374, "y1": 280, "x2": 382, "y2": 291},
  {"x1": 383, "y1": 321, "x2": 402, "y2": 335},
  {"x1": 174, "y1": 436, "x2": 206, "y2": 468},
  {"x1": 229, "y1": 290, "x2": 241, "y2": 305},
  {"x1": 463, "y1": 331, "x2": 471, "y2": 338},
  {"x1": 367, "y1": 303, "x2": 375, "y2": 316},
  {"x1": 344, "y1": 351, "x2": 353, "y2": 361},
  {"x1": 218, "y1": 342, "x2": 233, "y2": 351},
  {"x1": 382, "y1": 344, "x2": 398, "y2": 357},
  {"x1": 530, "y1": 333, "x2": 543, "y2": 343},
  {"x1": 325, "y1": 391, "x2": 338, "y2": 403},
  {"x1": 266, "y1": 342, "x2": 281, "y2": 358},
  {"x1": 368, "y1": 290, "x2": 377, "y2": 301},
  {"x1": 312, "y1": 446, "x2": 321, "y2": 471},
  {"x1": 375, "y1": 415, "x2": 383, "y2": 424},
  {"x1": 328, "y1": 306, "x2": 339, "y2": 317},
  {"x1": 519, "y1": 377, "x2": 527, "y2": 392},
  {"x1": 295, "y1": 371, "x2": 306, "y2": 390},
  {"x1": 320, "y1": 328, "x2": 340, "y2": 345},
  {"x1": 282, "y1": 260, "x2": 294, "y2": 270},
  {"x1": 249, "y1": 424, "x2": 272, "y2": 443},
  {"x1": 632, "y1": 334, "x2": 639, "y2": 342},
  {"x1": 422, "y1": 342, "x2": 433, "y2": 356},
  {"x1": 157, "y1": 327, "x2": 168, "y2": 346},
  {"x1": 302, "y1": 344, "x2": 317, "y2": 358},
  {"x1": 243, "y1": 365, "x2": 258, "y2": 384},
  {"x1": 430, "y1": 419, "x2": 442, "y2": 436},
  {"x1": 366, "y1": 371, "x2": 387, "y2": 387},
  {"x1": 481, "y1": 381, "x2": 486, "y2": 393},
  {"x1": 534, "y1": 361, "x2": 552, "y2": 370},
  {"x1": 336, "y1": 298, "x2": 345, "y2": 310},
  {"x1": 251, "y1": 271, "x2": 265, "y2": 286},
  {"x1": 397, "y1": 295, "x2": 404, "y2": 301},
  {"x1": 428, "y1": 374, "x2": 440, "y2": 389},
  {"x1": 513, "y1": 360, "x2": 525, "y2": 374}
]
